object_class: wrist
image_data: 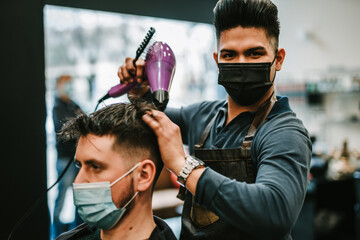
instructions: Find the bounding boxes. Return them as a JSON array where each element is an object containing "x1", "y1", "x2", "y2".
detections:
[
  {"x1": 176, "y1": 155, "x2": 205, "y2": 187},
  {"x1": 168, "y1": 155, "x2": 186, "y2": 176}
]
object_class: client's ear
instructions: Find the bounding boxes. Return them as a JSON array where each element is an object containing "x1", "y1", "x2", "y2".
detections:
[{"x1": 136, "y1": 160, "x2": 156, "y2": 192}]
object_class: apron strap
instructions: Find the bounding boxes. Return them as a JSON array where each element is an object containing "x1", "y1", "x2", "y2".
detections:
[
  {"x1": 194, "y1": 111, "x2": 221, "y2": 149},
  {"x1": 195, "y1": 93, "x2": 277, "y2": 149},
  {"x1": 242, "y1": 93, "x2": 277, "y2": 148}
]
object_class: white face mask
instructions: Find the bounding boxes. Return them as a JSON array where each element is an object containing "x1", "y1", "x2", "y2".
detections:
[{"x1": 72, "y1": 162, "x2": 141, "y2": 230}]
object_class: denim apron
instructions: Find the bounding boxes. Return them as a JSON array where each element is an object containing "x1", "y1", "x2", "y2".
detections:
[{"x1": 179, "y1": 94, "x2": 276, "y2": 240}]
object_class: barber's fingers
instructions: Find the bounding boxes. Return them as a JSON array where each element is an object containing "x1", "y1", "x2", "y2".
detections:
[
  {"x1": 118, "y1": 60, "x2": 133, "y2": 84},
  {"x1": 142, "y1": 113, "x2": 161, "y2": 133},
  {"x1": 142, "y1": 110, "x2": 184, "y2": 154},
  {"x1": 149, "y1": 109, "x2": 162, "y2": 119},
  {"x1": 125, "y1": 58, "x2": 145, "y2": 83},
  {"x1": 142, "y1": 110, "x2": 177, "y2": 134},
  {"x1": 118, "y1": 58, "x2": 146, "y2": 84},
  {"x1": 142, "y1": 110, "x2": 185, "y2": 173},
  {"x1": 146, "y1": 110, "x2": 171, "y2": 128},
  {"x1": 118, "y1": 67, "x2": 125, "y2": 82},
  {"x1": 142, "y1": 110, "x2": 163, "y2": 133},
  {"x1": 134, "y1": 59, "x2": 145, "y2": 83}
]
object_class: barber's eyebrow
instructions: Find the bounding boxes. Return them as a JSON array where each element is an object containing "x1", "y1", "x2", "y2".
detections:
[
  {"x1": 220, "y1": 48, "x2": 236, "y2": 53},
  {"x1": 220, "y1": 46, "x2": 266, "y2": 54},
  {"x1": 244, "y1": 46, "x2": 266, "y2": 54}
]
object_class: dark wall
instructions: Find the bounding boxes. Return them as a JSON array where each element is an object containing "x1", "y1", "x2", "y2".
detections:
[
  {"x1": 46, "y1": 0, "x2": 217, "y2": 24},
  {"x1": 0, "y1": 1, "x2": 216, "y2": 239},
  {"x1": 1, "y1": 1, "x2": 48, "y2": 240}
]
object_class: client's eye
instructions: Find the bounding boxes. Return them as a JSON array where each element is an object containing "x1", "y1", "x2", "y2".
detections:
[{"x1": 74, "y1": 161, "x2": 81, "y2": 169}]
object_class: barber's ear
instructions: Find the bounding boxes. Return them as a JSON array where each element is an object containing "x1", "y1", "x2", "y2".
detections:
[
  {"x1": 136, "y1": 160, "x2": 156, "y2": 192},
  {"x1": 275, "y1": 48, "x2": 286, "y2": 71},
  {"x1": 213, "y1": 51, "x2": 219, "y2": 66}
]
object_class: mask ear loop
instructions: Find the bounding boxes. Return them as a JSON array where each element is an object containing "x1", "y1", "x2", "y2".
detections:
[
  {"x1": 271, "y1": 49, "x2": 278, "y2": 66},
  {"x1": 110, "y1": 162, "x2": 142, "y2": 187},
  {"x1": 107, "y1": 191, "x2": 139, "y2": 230},
  {"x1": 271, "y1": 49, "x2": 278, "y2": 82},
  {"x1": 123, "y1": 191, "x2": 139, "y2": 208}
]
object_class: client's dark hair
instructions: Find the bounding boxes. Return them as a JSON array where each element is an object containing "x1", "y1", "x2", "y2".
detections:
[
  {"x1": 213, "y1": 0, "x2": 280, "y2": 49},
  {"x1": 59, "y1": 101, "x2": 163, "y2": 186}
]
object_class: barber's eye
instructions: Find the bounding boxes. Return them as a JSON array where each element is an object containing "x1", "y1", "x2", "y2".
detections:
[
  {"x1": 249, "y1": 52, "x2": 260, "y2": 56},
  {"x1": 222, "y1": 52, "x2": 234, "y2": 59},
  {"x1": 249, "y1": 51, "x2": 264, "y2": 57},
  {"x1": 92, "y1": 164, "x2": 100, "y2": 170}
]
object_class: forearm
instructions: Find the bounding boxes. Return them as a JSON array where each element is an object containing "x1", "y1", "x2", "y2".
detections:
[{"x1": 195, "y1": 167, "x2": 306, "y2": 239}]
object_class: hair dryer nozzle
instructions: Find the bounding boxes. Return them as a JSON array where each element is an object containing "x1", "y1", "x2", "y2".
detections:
[
  {"x1": 152, "y1": 90, "x2": 169, "y2": 110},
  {"x1": 145, "y1": 41, "x2": 176, "y2": 110}
]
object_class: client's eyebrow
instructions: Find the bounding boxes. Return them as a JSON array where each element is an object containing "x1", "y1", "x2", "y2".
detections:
[
  {"x1": 74, "y1": 158, "x2": 106, "y2": 168},
  {"x1": 83, "y1": 159, "x2": 105, "y2": 167}
]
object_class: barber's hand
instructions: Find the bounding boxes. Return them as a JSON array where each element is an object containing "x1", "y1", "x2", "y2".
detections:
[
  {"x1": 142, "y1": 110, "x2": 185, "y2": 175},
  {"x1": 118, "y1": 57, "x2": 149, "y2": 98}
]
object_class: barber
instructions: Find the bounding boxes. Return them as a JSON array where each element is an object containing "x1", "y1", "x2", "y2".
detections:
[{"x1": 119, "y1": 1, "x2": 311, "y2": 239}]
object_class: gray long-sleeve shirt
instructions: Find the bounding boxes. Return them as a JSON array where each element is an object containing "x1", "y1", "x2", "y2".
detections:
[{"x1": 165, "y1": 96, "x2": 312, "y2": 239}]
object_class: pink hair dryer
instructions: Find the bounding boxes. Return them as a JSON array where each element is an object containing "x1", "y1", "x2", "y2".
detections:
[
  {"x1": 97, "y1": 41, "x2": 176, "y2": 110},
  {"x1": 145, "y1": 41, "x2": 176, "y2": 109}
]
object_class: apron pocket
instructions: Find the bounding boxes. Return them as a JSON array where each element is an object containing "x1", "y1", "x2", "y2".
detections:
[{"x1": 190, "y1": 200, "x2": 219, "y2": 228}]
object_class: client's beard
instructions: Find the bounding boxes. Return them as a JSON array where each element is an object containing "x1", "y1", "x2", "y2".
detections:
[{"x1": 117, "y1": 178, "x2": 136, "y2": 224}]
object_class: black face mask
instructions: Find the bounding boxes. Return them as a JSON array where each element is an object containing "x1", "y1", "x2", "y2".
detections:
[{"x1": 218, "y1": 56, "x2": 276, "y2": 106}]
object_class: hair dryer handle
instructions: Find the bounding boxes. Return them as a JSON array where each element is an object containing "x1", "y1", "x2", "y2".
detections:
[{"x1": 108, "y1": 81, "x2": 139, "y2": 98}]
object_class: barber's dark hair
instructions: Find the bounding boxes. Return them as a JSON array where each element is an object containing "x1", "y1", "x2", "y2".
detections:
[
  {"x1": 59, "y1": 101, "x2": 163, "y2": 187},
  {"x1": 213, "y1": 0, "x2": 280, "y2": 48}
]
